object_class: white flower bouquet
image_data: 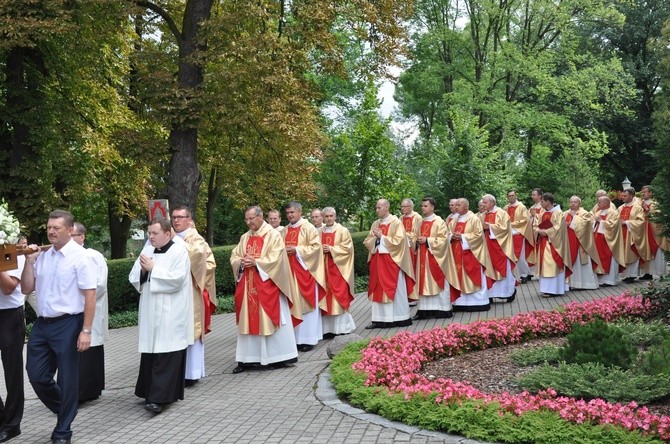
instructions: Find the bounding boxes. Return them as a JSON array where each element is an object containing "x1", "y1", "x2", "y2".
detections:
[{"x1": 0, "y1": 201, "x2": 21, "y2": 245}]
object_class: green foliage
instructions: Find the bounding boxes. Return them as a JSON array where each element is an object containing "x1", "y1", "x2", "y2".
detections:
[
  {"x1": 637, "y1": 337, "x2": 670, "y2": 376},
  {"x1": 510, "y1": 345, "x2": 562, "y2": 367},
  {"x1": 559, "y1": 319, "x2": 637, "y2": 370},
  {"x1": 108, "y1": 310, "x2": 139, "y2": 329},
  {"x1": 611, "y1": 319, "x2": 670, "y2": 348},
  {"x1": 639, "y1": 274, "x2": 670, "y2": 321},
  {"x1": 215, "y1": 295, "x2": 234, "y2": 315},
  {"x1": 516, "y1": 362, "x2": 670, "y2": 404},
  {"x1": 331, "y1": 343, "x2": 662, "y2": 443}
]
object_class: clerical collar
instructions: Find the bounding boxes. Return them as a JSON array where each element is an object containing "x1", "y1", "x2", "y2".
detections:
[
  {"x1": 547, "y1": 205, "x2": 561, "y2": 213},
  {"x1": 380, "y1": 216, "x2": 391, "y2": 224},
  {"x1": 154, "y1": 239, "x2": 174, "y2": 254},
  {"x1": 457, "y1": 213, "x2": 469, "y2": 222},
  {"x1": 448, "y1": 213, "x2": 457, "y2": 219},
  {"x1": 487, "y1": 206, "x2": 499, "y2": 213},
  {"x1": 509, "y1": 202, "x2": 519, "y2": 207},
  {"x1": 175, "y1": 228, "x2": 191, "y2": 239},
  {"x1": 623, "y1": 202, "x2": 634, "y2": 207},
  {"x1": 289, "y1": 218, "x2": 305, "y2": 228},
  {"x1": 322, "y1": 225, "x2": 334, "y2": 233},
  {"x1": 423, "y1": 214, "x2": 435, "y2": 221}
]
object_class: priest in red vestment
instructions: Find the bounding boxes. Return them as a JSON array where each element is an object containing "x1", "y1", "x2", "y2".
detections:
[
  {"x1": 445, "y1": 198, "x2": 494, "y2": 312},
  {"x1": 230, "y1": 206, "x2": 299, "y2": 373},
  {"x1": 413, "y1": 197, "x2": 452, "y2": 320},
  {"x1": 481, "y1": 194, "x2": 517, "y2": 302},
  {"x1": 320, "y1": 207, "x2": 356, "y2": 336},
  {"x1": 618, "y1": 188, "x2": 651, "y2": 283},
  {"x1": 564, "y1": 196, "x2": 600, "y2": 290},
  {"x1": 503, "y1": 190, "x2": 534, "y2": 283},
  {"x1": 282, "y1": 201, "x2": 327, "y2": 352},
  {"x1": 593, "y1": 196, "x2": 626, "y2": 286},
  {"x1": 640, "y1": 185, "x2": 668, "y2": 279},
  {"x1": 363, "y1": 199, "x2": 416, "y2": 329},
  {"x1": 534, "y1": 193, "x2": 571, "y2": 297}
]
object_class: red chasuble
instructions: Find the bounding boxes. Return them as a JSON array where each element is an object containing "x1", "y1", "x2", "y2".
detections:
[
  {"x1": 449, "y1": 220, "x2": 483, "y2": 302},
  {"x1": 234, "y1": 235, "x2": 280, "y2": 335},
  {"x1": 619, "y1": 205, "x2": 643, "y2": 263},
  {"x1": 403, "y1": 216, "x2": 417, "y2": 270},
  {"x1": 507, "y1": 206, "x2": 534, "y2": 263},
  {"x1": 368, "y1": 224, "x2": 402, "y2": 302},
  {"x1": 321, "y1": 231, "x2": 354, "y2": 313},
  {"x1": 418, "y1": 220, "x2": 446, "y2": 294},
  {"x1": 285, "y1": 225, "x2": 323, "y2": 308},
  {"x1": 484, "y1": 212, "x2": 511, "y2": 277},
  {"x1": 539, "y1": 212, "x2": 564, "y2": 274},
  {"x1": 565, "y1": 213, "x2": 580, "y2": 265}
]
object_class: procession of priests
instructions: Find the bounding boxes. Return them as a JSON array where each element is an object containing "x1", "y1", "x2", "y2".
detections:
[{"x1": 122, "y1": 185, "x2": 669, "y2": 416}]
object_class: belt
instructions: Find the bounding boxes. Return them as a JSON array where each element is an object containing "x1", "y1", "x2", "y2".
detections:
[{"x1": 37, "y1": 313, "x2": 78, "y2": 323}]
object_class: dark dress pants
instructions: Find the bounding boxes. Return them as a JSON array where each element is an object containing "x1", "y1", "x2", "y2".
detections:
[
  {"x1": 26, "y1": 313, "x2": 83, "y2": 441},
  {"x1": 0, "y1": 307, "x2": 25, "y2": 433}
]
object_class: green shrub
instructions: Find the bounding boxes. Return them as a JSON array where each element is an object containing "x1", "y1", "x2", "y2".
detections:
[
  {"x1": 559, "y1": 319, "x2": 637, "y2": 370},
  {"x1": 611, "y1": 319, "x2": 670, "y2": 347},
  {"x1": 637, "y1": 337, "x2": 670, "y2": 376},
  {"x1": 516, "y1": 362, "x2": 670, "y2": 404},
  {"x1": 509, "y1": 345, "x2": 561, "y2": 367},
  {"x1": 108, "y1": 310, "x2": 139, "y2": 329},
  {"x1": 639, "y1": 274, "x2": 670, "y2": 320}
]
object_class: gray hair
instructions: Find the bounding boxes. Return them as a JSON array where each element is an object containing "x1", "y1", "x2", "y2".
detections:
[
  {"x1": 322, "y1": 206, "x2": 336, "y2": 215},
  {"x1": 482, "y1": 194, "x2": 496, "y2": 205}
]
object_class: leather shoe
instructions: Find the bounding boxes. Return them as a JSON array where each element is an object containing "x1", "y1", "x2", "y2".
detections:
[
  {"x1": 365, "y1": 322, "x2": 381, "y2": 329},
  {"x1": 51, "y1": 439, "x2": 70, "y2": 444},
  {"x1": 185, "y1": 378, "x2": 199, "y2": 387},
  {"x1": 0, "y1": 429, "x2": 20, "y2": 443},
  {"x1": 144, "y1": 402, "x2": 163, "y2": 413},
  {"x1": 520, "y1": 276, "x2": 530, "y2": 284},
  {"x1": 506, "y1": 289, "x2": 517, "y2": 303},
  {"x1": 639, "y1": 274, "x2": 653, "y2": 281},
  {"x1": 623, "y1": 277, "x2": 636, "y2": 283},
  {"x1": 232, "y1": 364, "x2": 246, "y2": 374}
]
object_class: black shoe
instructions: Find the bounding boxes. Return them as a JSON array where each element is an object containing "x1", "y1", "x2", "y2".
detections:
[
  {"x1": 232, "y1": 364, "x2": 246, "y2": 374},
  {"x1": 433, "y1": 310, "x2": 453, "y2": 319},
  {"x1": 144, "y1": 402, "x2": 163, "y2": 413},
  {"x1": 394, "y1": 318, "x2": 413, "y2": 327},
  {"x1": 322, "y1": 333, "x2": 336, "y2": 339},
  {"x1": 0, "y1": 429, "x2": 20, "y2": 443},
  {"x1": 185, "y1": 379, "x2": 199, "y2": 388},
  {"x1": 623, "y1": 277, "x2": 636, "y2": 283},
  {"x1": 506, "y1": 289, "x2": 517, "y2": 303},
  {"x1": 520, "y1": 276, "x2": 530, "y2": 284},
  {"x1": 412, "y1": 311, "x2": 426, "y2": 320},
  {"x1": 365, "y1": 322, "x2": 382, "y2": 329},
  {"x1": 297, "y1": 344, "x2": 314, "y2": 352},
  {"x1": 51, "y1": 439, "x2": 71, "y2": 444},
  {"x1": 639, "y1": 274, "x2": 653, "y2": 281}
]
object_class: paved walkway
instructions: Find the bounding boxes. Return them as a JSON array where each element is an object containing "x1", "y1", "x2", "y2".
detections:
[{"x1": 2, "y1": 280, "x2": 643, "y2": 443}]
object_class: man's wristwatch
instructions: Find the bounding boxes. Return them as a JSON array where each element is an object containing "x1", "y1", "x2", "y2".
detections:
[{"x1": 81, "y1": 328, "x2": 92, "y2": 334}]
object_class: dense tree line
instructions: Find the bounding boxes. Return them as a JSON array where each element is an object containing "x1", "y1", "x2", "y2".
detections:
[{"x1": 0, "y1": 0, "x2": 668, "y2": 254}]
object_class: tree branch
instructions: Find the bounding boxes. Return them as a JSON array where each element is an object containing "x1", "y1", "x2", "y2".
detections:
[{"x1": 131, "y1": 0, "x2": 183, "y2": 44}]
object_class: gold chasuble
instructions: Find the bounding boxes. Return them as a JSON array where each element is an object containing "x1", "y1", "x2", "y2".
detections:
[
  {"x1": 402, "y1": 211, "x2": 423, "y2": 270},
  {"x1": 364, "y1": 215, "x2": 417, "y2": 303},
  {"x1": 282, "y1": 219, "x2": 328, "y2": 314},
  {"x1": 618, "y1": 203, "x2": 652, "y2": 265},
  {"x1": 231, "y1": 222, "x2": 297, "y2": 335},
  {"x1": 445, "y1": 212, "x2": 494, "y2": 298},
  {"x1": 593, "y1": 207, "x2": 626, "y2": 275},
  {"x1": 535, "y1": 207, "x2": 571, "y2": 278},
  {"x1": 182, "y1": 228, "x2": 217, "y2": 339},
  {"x1": 503, "y1": 202, "x2": 535, "y2": 265},
  {"x1": 321, "y1": 223, "x2": 356, "y2": 315},
  {"x1": 483, "y1": 208, "x2": 517, "y2": 279},
  {"x1": 643, "y1": 199, "x2": 670, "y2": 253},
  {"x1": 416, "y1": 216, "x2": 449, "y2": 296},
  {"x1": 564, "y1": 208, "x2": 600, "y2": 269}
]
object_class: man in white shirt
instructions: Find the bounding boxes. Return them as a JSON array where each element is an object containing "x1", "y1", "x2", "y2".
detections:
[
  {"x1": 70, "y1": 222, "x2": 109, "y2": 403},
  {"x1": 0, "y1": 247, "x2": 26, "y2": 442},
  {"x1": 22, "y1": 210, "x2": 97, "y2": 444}
]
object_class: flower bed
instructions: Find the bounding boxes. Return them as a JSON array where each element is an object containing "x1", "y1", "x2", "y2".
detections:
[{"x1": 338, "y1": 294, "x2": 670, "y2": 442}]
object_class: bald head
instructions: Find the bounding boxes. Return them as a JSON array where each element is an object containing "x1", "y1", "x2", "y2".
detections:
[{"x1": 375, "y1": 199, "x2": 390, "y2": 218}]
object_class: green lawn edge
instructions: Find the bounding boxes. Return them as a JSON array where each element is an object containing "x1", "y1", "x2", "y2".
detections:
[{"x1": 329, "y1": 341, "x2": 664, "y2": 444}]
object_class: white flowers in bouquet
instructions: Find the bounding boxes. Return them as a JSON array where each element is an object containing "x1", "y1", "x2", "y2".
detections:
[{"x1": 0, "y1": 201, "x2": 21, "y2": 245}]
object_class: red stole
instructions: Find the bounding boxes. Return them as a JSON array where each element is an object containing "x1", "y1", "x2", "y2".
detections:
[
  {"x1": 620, "y1": 205, "x2": 632, "y2": 242},
  {"x1": 234, "y1": 235, "x2": 280, "y2": 334},
  {"x1": 285, "y1": 225, "x2": 322, "y2": 307},
  {"x1": 321, "y1": 231, "x2": 354, "y2": 313},
  {"x1": 368, "y1": 224, "x2": 400, "y2": 302},
  {"x1": 449, "y1": 220, "x2": 483, "y2": 301},
  {"x1": 539, "y1": 212, "x2": 564, "y2": 273},
  {"x1": 565, "y1": 213, "x2": 580, "y2": 265},
  {"x1": 418, "y1": 220, "x2": 445, "y2": 294},
  {"x1": 484, "y1": 212, "x2": 509, "y2": 277},
  {"x1": 506, "y1": 206, "x2": 516, "y2": 221}
]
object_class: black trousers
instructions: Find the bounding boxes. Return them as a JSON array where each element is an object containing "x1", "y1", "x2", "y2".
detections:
[
  {"x1": 135, "y1": 350, "x2": 186, "y2": 405},
  {"x1": 26, "y1": 313, "x2": 83, "y2": 441},
  {"x1": 0, "y1": 306, "x2": 25, "y2": 432},
  {"x1": 79, "y1": 345, "x2": 105, "y2": 402}
]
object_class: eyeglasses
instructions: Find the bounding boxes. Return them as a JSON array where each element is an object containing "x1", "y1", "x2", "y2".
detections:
[
  {"x1": 172, "y1": 215, "x2": 190, "y2": 220},
  {"x1": 244, "y1": 215, "x2": 261, "y2": 223}
]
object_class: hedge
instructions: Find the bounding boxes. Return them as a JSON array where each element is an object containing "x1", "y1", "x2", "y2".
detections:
[{"x1": 107, "y1": 231, "x2": 372, "y2": 313}]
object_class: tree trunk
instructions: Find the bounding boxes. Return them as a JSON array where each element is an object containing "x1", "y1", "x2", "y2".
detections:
[
  {"x1": 108, "y1": 201, "x2": 132, "y2": 259},
  {"x1": 205, "y1": 166, "x2": 219, "y2": 245},
  {"x1": 166, "y1": 0, "x2": 214, "y2": 215}
]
